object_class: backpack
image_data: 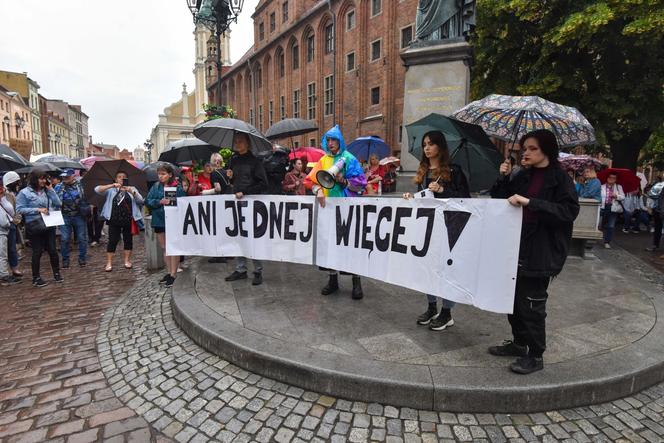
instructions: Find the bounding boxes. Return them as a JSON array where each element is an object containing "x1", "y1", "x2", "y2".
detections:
[{"x1": 647, "y1": 182, "x2": 664, "y2": 200}]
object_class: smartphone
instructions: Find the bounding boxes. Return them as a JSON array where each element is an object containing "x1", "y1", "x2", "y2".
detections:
[{"x1": 122, "y1": 178, "x2": 129, "y2": 187}]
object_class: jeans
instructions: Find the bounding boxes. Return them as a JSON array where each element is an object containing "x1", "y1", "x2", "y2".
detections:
[
  {"x1": 60, "y1": 215, "x2": 88, "y2": 263},
  {"x1": 601, "y1": 204, "x2": 618, "y2": 243},
  {"x1": 622, "y1": 210, "x2": 632, "y2": 230},
  {"x1": 426, "y1": 294, "x2": 456, "y2": 309},
  {"x1": 629, "y1": 210, "x2": 650, "y2": 231},
  {"x1": 7, "y1": 224, "x2": 18, "y2": 268},
  {"x1": 508, "y1": 275, "x2": 550, "y2": 358},
  {"x1": 236, "y1": 257, "x2": 263, "y2": 273},
  {"x1": 30, "y1": 228, "x2": 59, "y2": 279}
]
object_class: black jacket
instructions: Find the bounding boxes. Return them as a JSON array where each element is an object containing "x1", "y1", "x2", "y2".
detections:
[
  {"x1": 229, "y1": 153, "x2": 269, "y2": 195},
  {"x1": 416, "y1": 164, "x2": 471, "y2": 198},
  {"x1": 490, "y1": 165, "x2": 579, "y2": 278}
]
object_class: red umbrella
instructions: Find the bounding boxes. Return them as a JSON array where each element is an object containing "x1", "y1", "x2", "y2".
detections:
[
  {"x1": 288, "y1": 147, "x2": 325, "y2": 163},
  {"x1": 597, "y1": 168, "x2": 640, "y2": 193}
]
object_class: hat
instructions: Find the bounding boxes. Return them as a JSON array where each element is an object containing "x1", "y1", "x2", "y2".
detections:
[
  {"x1": 60, "y1": 169, "x2": 76, "y2": 177},
  {"x1": 2, "y1": 171, "x2": 20, "y2": 187}
]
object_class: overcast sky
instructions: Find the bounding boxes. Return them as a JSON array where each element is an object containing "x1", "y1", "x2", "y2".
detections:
[{"x1": 0, "y1": 0, "x2": 259, "y2": 151}]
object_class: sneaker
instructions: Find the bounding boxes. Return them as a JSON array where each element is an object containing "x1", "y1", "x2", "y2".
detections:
[
  {"x1": 79, "y1": 260, "x2": 86, "y2": 268},
  {"x1": 32, "y1": 277, "x2": 48, "y2": 288},
  {"x1": 488, "y1": 340, "x2": 528, "y2": 357},
  {"x1": 164, "y1": 275, "x2": 175, "y2": 288},
  {"x1": 90, "y1": 241, "x2": 99, "y2": 247},
  {"x1": 631, "y1": 229, "x2": 640, "y2": 233},
  {"x1": 622, "y1": 228, "x2": 629, "y2": 233},
  {"x1": 416, "y1": 306, "x2": 439, "y2": 325},
  {"x1": 510, "y1": 356, "x2": 544, "y2": 374},
  {"x1": 1, "y1": 276, "x2": 21, "y2": 286},
  {"x1": 62, "y1": 260, "x2": 70, "y2": 269},
  {"x1": 604, "y1": 243, "x2": 611, "y2": 249},
  {"x1": 159, "y1": 274, "x2": 170, "y2": 285},
  {"x1": 54, "y1": 273, "x2": 64, "y2": 283},
  {"x1": 252, "y1": 272, "x2": 263, "y2": 286},
  {"x1": 225, "y1": 271, "x2": 247, "y2": 282},
  {"x1": 429, "y1": 309, "x2": 454, "y2": 331},
  {"x1": 646, "y1": 246, "x2": 659, "y2": 252}
]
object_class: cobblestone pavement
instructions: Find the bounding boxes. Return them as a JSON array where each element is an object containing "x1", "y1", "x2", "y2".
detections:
[
  {"x1": 97, "y1": 253, "x2": 664, "y2": 443},
  {"x1": 0, "y1": 239, "x2": 168, "y2": 443}
]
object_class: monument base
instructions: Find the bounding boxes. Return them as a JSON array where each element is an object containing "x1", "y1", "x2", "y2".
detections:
[{"x1": 400, "y1": 41, "x2": 473, "y2": 172}]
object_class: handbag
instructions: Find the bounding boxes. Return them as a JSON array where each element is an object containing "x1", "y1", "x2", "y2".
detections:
[
  {"x1": 130, "y1": 218, "x2": 139, "y2": 236},
  {"x1": 25, "y1": 193, "x2": 51, "y2": 236},
  {"x1": 611, "y1": 199, "x2": 624, "y2": 213}
]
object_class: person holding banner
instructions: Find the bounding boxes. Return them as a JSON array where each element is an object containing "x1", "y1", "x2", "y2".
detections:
[
  {"x1": 146, "y1": 164, "x2": 186, "y2": 288},
  {"x1": 489, "y1": 129, "x2": 579, "y2": 374},
  {"x1": 306, "y1": 125, "x2": 367, "y2": 299},
  {"x1": 224, "y1": 132, "x2": 269, "y2": 286},
  {"x1": 404, "y1": 130, "x2": 470, "y2": 331}
]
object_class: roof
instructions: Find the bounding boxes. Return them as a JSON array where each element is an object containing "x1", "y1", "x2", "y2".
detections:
[{"x1": 222, "y1": 46, "x2": 255, "y2": 77}]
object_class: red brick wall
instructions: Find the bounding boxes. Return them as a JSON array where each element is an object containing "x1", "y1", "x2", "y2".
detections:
[{"x1": 219, "y1": 0, "x2": 418, "y2": 153}]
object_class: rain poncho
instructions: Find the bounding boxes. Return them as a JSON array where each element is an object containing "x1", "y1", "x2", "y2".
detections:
[{"x1": 305, "y1": 126, "x2": 366, "y2": 197}]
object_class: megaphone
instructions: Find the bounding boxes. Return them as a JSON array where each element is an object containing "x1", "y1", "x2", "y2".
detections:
[{"x1": 316, "y1": 158, "x2": 346, "y2": 189}]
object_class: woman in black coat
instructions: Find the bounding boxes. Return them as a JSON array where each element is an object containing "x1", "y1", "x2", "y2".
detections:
[
  {"x1": 404, "y1": 130, "x2": 470, "y2": 332},
  {"x1": 489, "y1": 129, "x2": 579, "y2": 374}
]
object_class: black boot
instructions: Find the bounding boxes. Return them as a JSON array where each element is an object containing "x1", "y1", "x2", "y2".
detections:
[
  {"x1": 351, "y1": 276, "x2": 363, "y2": 300},
  {"x1": 416, "y1": 303, "x2": 438, "y2": 325},
  {"x1": 429, "y1": 308, "x2": 454, "y2": 331},
  {"x1": 321, "y1": 274, "x2": 339, "y2": 295}
]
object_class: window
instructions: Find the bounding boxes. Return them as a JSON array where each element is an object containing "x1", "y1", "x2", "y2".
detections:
[
  {"x1": 292, "y1": 44, "x2": 299, "y2": 69},
  {"x1": 293, "y1": 89, "x2": 300, "y2": 118},
  {"x1": 258, "y1": 105, "x2": 263, "y2": 132},
  {"x1": 324, "y1": 75, "x2": 334, "y2": 116},
  {"x1": 346, "y1": 10, "x2": 356, "y2": 31},
  {"x1": 325, "y1": 24, "x2": 334, "y2": 54},
  {"x1": 307, "y1": 83, "x2": 316, "y2": 120},
  {"x1": 270, "y1": 12, "x2": 276, "y2": 32},
  {"x1": 346, "y1": 52, "x2": 355, "y2": 71},
  {"x1": 249, "y1": 74, "x2": 253, "y2": 92},
  {"x1": 371, "y1": 39, "x2": 381, "y2": 61},
  {"x1": 250, "y1": 109, "x2": 254, "y2": 125},
  {"x1": 371, "y1": 86, "x2": 380, "y2": 105},
  {"x1": 282, "y1": 1, "x2": 289, "y2": 23},
  {"x1": 294, "y1": 141, "x2": 300, "y2": 148},
  {"x1": 280, "y1": 95, "x2": 285, "y2": 119},
  {"x1": 269, "y1": 101, "x2": 274, "y2": 126},
  {"x1": 306, "y1": 33, "x2": 315, "y2": 63},
  {"x1": 259, "y1": 22, "x2": 265, "y2": 41},
  {"x1": 371, "y1": 0, "x2": 382, "y2": 16},
  {"x1": 401, "y1": 25, "x2": 413, "y2": 49},
  {"x1": 257, "y1": 66, "x2": 263, "y2": 88},
  {"x1": 278, "y1": 52, "x2": 285, "y2": 77},
  {"x1": 309, "y1": 137, "x2": 316, "y2": 146}
]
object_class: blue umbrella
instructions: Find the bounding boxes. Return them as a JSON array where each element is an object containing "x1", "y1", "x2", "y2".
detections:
[{"x1": 346, "y1": 136, "x2": 390, "y2": 162}]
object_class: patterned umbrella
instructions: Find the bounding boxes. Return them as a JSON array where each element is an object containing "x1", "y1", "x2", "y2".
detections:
[
  {"x1": 559, "y1": 155, "x2": 602, "y2": 173},
  {"x1": 452, "y1": 94, "x2": 596, "y2": 149}
]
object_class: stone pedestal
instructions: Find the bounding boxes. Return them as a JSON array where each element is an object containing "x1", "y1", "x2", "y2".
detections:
[
  {"x1": 144, "y1": 216, "x2": 164, "y2": 270},
  {"x1": 570, "y1": 198, "x2": 603, "y2": 258},
  {"x1": 400, "y1": 40, "x2": 473, "y2": 171}
]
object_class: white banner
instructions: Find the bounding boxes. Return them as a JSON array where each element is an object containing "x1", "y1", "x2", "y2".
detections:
[
  {"x1": 165, "y1": 195, "x2": 315, "y2": 265},
  {"x1": 165, "y1": 195, "x2": 522, "y2": 314},
  {"x1": 315, "y1": 197, "x2": 522, "y2": 314}
]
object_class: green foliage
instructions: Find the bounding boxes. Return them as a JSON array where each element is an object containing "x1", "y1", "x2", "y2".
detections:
[
  {"x1": 203, "y1": 104, "x2": 237, "y2": 121},
  {"x1": 472, "y1": 0, "x2": 664, "y2": 168},
  {"x1": 218, "y1": 148, "x2": 233, "y2": 167},
  {"x1": 640, "y1": 126, "x2": 664, "y2": 171}
]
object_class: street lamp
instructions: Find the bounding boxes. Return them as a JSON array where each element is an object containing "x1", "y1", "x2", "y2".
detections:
[
  {"x1": 186, "y1": 0, "x2": 244, "y2": 106},
  {"x1": 144, "y1": 139, "x2": 154, "y2": 163}
]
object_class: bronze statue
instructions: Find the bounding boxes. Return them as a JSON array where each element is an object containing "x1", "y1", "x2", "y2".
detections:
[{"x1": 415, "y1": 0, "x2": 476, "y2": 42}]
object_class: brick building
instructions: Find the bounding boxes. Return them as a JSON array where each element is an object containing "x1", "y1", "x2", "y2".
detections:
[{"x1": 214, "y1": 0, "x2": 418, "y2": 152}]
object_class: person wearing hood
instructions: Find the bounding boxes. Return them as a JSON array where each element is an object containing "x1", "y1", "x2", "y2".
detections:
[
  {"x1": 489, "y1": 129, "x2": 579, "y2": 374},
  {"x1": 305, "y1": 125, "x2": 368, "y2": 299}
]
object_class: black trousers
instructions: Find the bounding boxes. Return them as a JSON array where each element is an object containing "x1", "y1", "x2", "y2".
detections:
[
  {"x1": 107, "y1": 223, "x2": 132, "y2": 253},
  {"x1": 88, "y1": 211, "x2": 105, "y2": 243},
  {"x1": 30, "y1": 228, "x2": 59, "y2": 279},
  {"x1": 508, "y1": 275, "x2": 550, "y2": 358},
  {"x1": 653, "y1": 212, "x2": 662, "y2": 248}
]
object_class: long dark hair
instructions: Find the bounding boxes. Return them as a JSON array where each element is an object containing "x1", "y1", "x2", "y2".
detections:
[
  {"x1": 519, "y1": 129, "x2": 560, "y2": 167},
  {"x1": 27, "y1": 171, "x2": 46, "y2": 190},
  {"x1": 414, "y1": 130, "x2": 451, "y2": 185}
]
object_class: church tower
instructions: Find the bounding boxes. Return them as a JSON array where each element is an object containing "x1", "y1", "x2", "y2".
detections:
[{"x1": 193, "y1": 24, "x2": 231, "y2": 114}]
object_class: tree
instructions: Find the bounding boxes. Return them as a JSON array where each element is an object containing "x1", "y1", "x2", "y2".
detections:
[
  {"x1": 640, "y1": 126, "x2": 664, "y2": 171},
  {"x1": 471, "y1": 0, "x2": 664, "y2": 169}
]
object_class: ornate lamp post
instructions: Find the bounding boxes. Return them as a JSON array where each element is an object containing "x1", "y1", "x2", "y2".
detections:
[
  {"x1": 186, "y1": 0, "x2": 244, "y2": 106},
  {"x1": 144, "y1": 140, "x2": 154, "y2": 163}
]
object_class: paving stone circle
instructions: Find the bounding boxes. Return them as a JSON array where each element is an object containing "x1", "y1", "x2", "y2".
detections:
[{"x1": 97, "y1": 271, "x2": 664, "y2": 443}]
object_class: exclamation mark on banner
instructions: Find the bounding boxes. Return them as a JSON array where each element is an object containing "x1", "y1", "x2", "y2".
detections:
[{"x1": 443, "y1": 211, "x2": 472, "y2": 265}]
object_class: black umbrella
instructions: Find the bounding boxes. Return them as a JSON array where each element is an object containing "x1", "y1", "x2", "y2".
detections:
[
  {"x1": 159, "y1": 138, "x2": 218, "y2": 165},
  {"x1": 264, "y1": 118, "x2": 318, "y2": 141},
  {"x1": 143, "y1": 162, "x2": 181, "y2": 184},
  {"x1": 81, "y1": 159, "x2": 147, "y2": 207},
  {"x1": 35, "y1": 155, "x2": 84, "y2": 170},
  {"x1": 15, "y1": 162, "x2": 62, "y2": 176},
  {"x1": 193, "y1": 118, "x2": 272, "y2": 154},
  {"x1": 0, "y1": 144, "x2": 31, "y2": 171}
]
